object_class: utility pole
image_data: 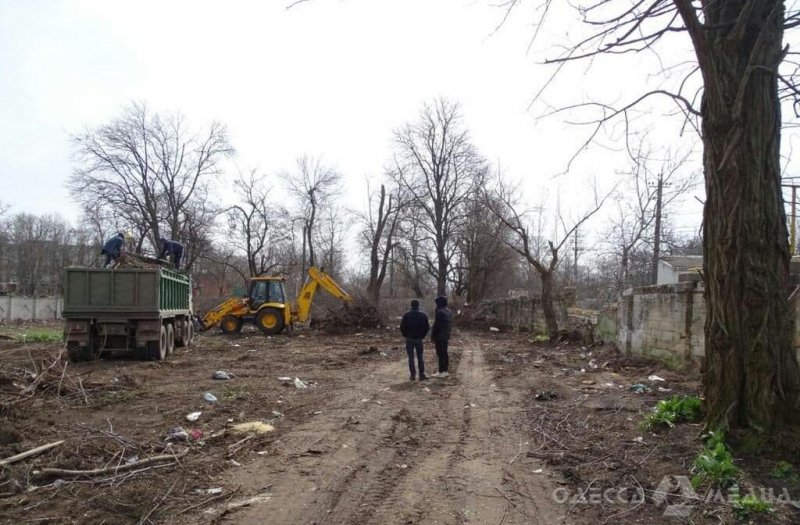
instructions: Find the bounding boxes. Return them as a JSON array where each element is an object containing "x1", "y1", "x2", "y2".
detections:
[
  {"x1": 651, "y1": 173, "x2": 664, "y2": 285},
  {"x1": 573, "y1": 226, "x2": 579, "y2": 285}
]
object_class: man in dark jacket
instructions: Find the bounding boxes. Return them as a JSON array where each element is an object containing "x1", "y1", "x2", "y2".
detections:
[
  {"x1": 400, "y1": 299, "x2": 430, "y2": 381},
  {"x1": 100, "y1": 232, "x2": 126, "y2": 268},
  {"x1": 431, "y1": 296, "x2": 453, "y2": 378},
  {"x1": 158, "y1": 237, "x2": 185, "y2": 270}
]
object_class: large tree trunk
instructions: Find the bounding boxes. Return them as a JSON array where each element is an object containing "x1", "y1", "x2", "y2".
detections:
[
  {"x1": 698, "y1": 0, "x2": 800, "y2": 431},
  {"x1": 540, "y1": 271, "x2": 559, "y2": 339}
]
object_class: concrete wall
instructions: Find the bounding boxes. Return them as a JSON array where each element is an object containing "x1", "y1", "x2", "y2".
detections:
[
  {"x1": 618, "y1": 282, "x2": 800, "y2": 367},
  {"x1": 0, "y1": 296, "x2": 63, "y2": 322}
]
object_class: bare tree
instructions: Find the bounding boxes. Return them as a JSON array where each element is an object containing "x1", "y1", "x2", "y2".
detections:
[
  {"x1": 359, "y1": 180, "x2": 405, "y2": 303},
  {"x1": 226, "y1": 171, "x2": 289, "y2": 277},
  {"x1": 504, "y1": 0, "x2": 800, "y2": 432},
  {"x1": 605, "y1": 141, "x2": 696, "y2": 291},
  {"x1": 316, "y1": 206, "x2": 350, "y2": 278},
  {"x1": 394, "y1": 98, "x2": 487, "y2": 296},
  {"x1": 69, "y1": 102, "x2": 233, "y2": 254},
  {"x1": 453, "y1": 190, "x2": 517, "y2": 303},
  {"x1": 286, "y1": 155, "x2": 341, "y2": 271},
  {"x1": 488, "y1": 181, "x2": 610, "y2": 338}
]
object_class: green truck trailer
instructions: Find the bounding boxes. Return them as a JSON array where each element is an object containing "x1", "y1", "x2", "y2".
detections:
[{"x1": 62, "y1": 267, "x2": 194, "y2": 362}]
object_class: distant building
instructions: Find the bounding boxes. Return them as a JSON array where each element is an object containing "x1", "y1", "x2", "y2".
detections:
[{"x1": 656, "y1": 256, "x2": 703, "y2": 284}]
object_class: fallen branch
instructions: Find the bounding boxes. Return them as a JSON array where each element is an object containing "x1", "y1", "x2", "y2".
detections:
[
  {"x1": 0, "y1": 440, "x2": 65, "y2": 467},
  {"x1": 137, "y1": 479, "x2": 177, "y2": 525},
  {"x1": 34, "y1": 449, "x2": 188, "y2": 479}
]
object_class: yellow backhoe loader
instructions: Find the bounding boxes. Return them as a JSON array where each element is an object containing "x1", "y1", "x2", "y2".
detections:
[{"x1": 197, "y1": 267, "x2": 352, "y2": 335}]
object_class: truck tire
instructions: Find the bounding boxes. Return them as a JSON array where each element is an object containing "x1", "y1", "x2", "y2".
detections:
[
  {"x1": 148, "y1": 325, "x2": 168, "y2": 360},
  {"x1": 220, "y1": 315, "x2": 243, "y2": 334},
  {"x1": 185, "y1": 322, "x2": 194, "y2": 347},
  {"x1": 175, "y1": 319, "x2": 190, "y2": 347},
  {"x1": 67, "y1": 342, "x2": 82, "y2": 363},
  {"x1": 256, "y1": 307, "x2": 285, "y2": 335},
  {"x1": 166, "y1": 324, "x2": 175, "y2": 356}
]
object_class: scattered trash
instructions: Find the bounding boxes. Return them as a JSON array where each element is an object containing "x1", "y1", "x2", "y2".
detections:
[
  {"x1": 125, "y1": 455, "x2": 139, "y2": 464},
  {"x1": 648, "y1": 375, "x2": 666, "y2": 382},
  {"x1": 489, "y1": 326, "x2": 500, "y2": 332},
  {"x1": 203, "y1": 392, "x2": 218, "y2": 403},
  {"x1": 533, "y1": 468, "x2": 543, "y2": 474},
  {"x1": 629, "y1": 383, "x2": 651, "y2": 394},
  {"x1": 579, "y1": 368, "x2": 586, "y2": 373},
  {"x1": 313, "y1": 411, "x2": 323, "y2": 415},
  {"x1": 196, "y1": 487, "x2": 223, "y2": 495},
  {"x1": 256, "y1": 451, "x2": 269, "y2": 456},
  {"x1": 361, "y1": 398, "x2": 370, "y2": 403},
  {"x1": 535, "y1": 390, "x2": 558, "y2": 401},
  {"x1": 398, "y1": 464, "x2": 408, "y2": 469},
  {"x1": 212, "y1": 371, "x2": 235, "y2": 380},
  {"x1": 189, "y1": 428, "x2": 204, "y2": 441},
  {"x1": 588, "y1": 360, "x2": 599, "y2": 369},
  {"x1": 186, "y1": 411, "x2": 202, "y2": 422},
  {"x1": 658, "y1": 387, "x2": 673, "y2": 392},
  {"x1": 277, "y1": 377, "x2": 292, "y2": 382},
  {"x1": 293, "y1": 377, "x2": 308, "y2": 389},
  {"x1": 165, "y1": 427, "x2": 188, "y2": 442},
  {"x1": 375, "y1": 401, "x2": 383, "y2": 405},
  {"x1": 231, "y1": 421, "x2": 275, "y2": 434},
  {"x1": 110, "y1": 377, "x2": 120, "y2": 384},
  {"x1": 232, "y1": 344, "x2": 241, "y2": 348},
  {"x1": 580, "y1": 380, "x2": 595, "y2": 385},
  {"x1": 271, "y1": 411, "x2": 283, "y2": 418},
  {"x1": 229, "y1": 459, "x2": 242, "y2": 467},
  {"x1": 603, "y1": 382, "x2": 615, "y2": 388},
  {"x1": 633, "y1": 436, "x2": 644, "y2": 443},
  {"x1": 423, "y1": 387, "x2": 431, "y2": 393}
]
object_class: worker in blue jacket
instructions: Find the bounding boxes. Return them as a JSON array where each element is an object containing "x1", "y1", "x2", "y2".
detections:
[
  {"x1": 100, "y1": 232, "x2": 127, "y2": 268},
  {"x1": 158, "y1": 237, "x2": 185, "y2": 270}
]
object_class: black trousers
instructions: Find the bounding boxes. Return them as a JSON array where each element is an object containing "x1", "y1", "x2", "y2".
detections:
[
  {"x1": 405, "y1": 339, "x2": 424, "y2": 379},
  {"x1": 435, "y1": 339, "x2": 449, "y2": 373}
]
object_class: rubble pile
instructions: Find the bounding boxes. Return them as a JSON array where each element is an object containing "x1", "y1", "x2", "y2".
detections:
[{"x1": 313, "y1": 302, "x2": 383, "y2": 334}]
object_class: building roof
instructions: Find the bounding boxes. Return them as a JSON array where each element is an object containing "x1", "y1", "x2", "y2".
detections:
[{"x1": 659, "y1": 255, "x2": 703, "y2": 269}]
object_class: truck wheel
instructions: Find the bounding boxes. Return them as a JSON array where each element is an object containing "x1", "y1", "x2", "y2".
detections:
[
  {"x1": 67, "y1": 342, "x2": 82, "y2": 363},
  {"x1": 185, "y1": 322, "x2": 194, "y2": 347},
  {"x1": 166, "y1": 324, "x2": 175, "y2": 356},
  {"x1": 256, "y1": 307, "x2": 285, "y2": 335},
  {"x1": 220, "y1": 315, "x2": 243, "y2": 334},
  {"x1": 175, "y1": 319, "x2": 192, "y2": 347},
  {"x1": 148, "y1": 326, "x2": 168, "y2": 360}
]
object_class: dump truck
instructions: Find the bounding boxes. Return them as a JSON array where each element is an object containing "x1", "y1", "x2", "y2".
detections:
[
  {"x1": 62, "y1": 266, "x2": 193, "y2": 362},
  {"x1": 197, "y1": 266, "x2": 352, "y2": 335}
]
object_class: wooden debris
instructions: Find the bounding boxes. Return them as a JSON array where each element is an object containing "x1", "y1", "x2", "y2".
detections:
[{"x1": 0, "y1": 440, "x2": 65, "y2": 467}]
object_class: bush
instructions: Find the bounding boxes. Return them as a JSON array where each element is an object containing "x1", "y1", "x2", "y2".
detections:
[{"x1": 692, "y1": 431, "x2": 739, "y2": 488}]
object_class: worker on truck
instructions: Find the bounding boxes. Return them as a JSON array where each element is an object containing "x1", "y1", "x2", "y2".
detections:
[
  {"x1": 100, "y1": 232, "x2": 129, "y2": 268},
  {"x1": 158, "y1": 237, "x2": 184, "y2": 270}
]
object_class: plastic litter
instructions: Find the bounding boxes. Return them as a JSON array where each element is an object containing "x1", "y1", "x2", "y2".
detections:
[
  {"x1": 212, "y1": 371, "x2": 235, "y2": 380},
  {"x1": 196, "y1": 487, "x2": 223, "y2": 495},
  {"x1": 271, "y1": 411, "x2": 283, "y2": 418},
  {"x1": 203, "y1": 392, "x2": 218, "y2": 403},
  {"x1": 658, "y1": 386, "x2": 673, "y2": 392},
  {"x1": 489, "y1": 326, "x2": 500, "y2": 332},
  {"x1": 277, "y1": 377, "x2": 292, "y2": 382},
  {"x1": 647, "y1": 375, "x2": 666, "y2": 382},
  {"x1": 189, "y1": 428, "x2": 204, "y2": 440},
  {"x1": 293, "y1": 377, "x2": 308, "y2": 389},
  {"x1": 186, "y1": 411, "x2": 202, "y2": 422},
  {"x1": 535, "y1": 390, "x2": 558, "y2": 401},
  {"x1": 629, "y1": 383, "x2": 651, "y2": 394},
  {"x1": 231, "y1": 421, "x2": 275, "y2": 434},
  {"x1": 165, "y1": 427, "x2": 188, "y2": 442}
]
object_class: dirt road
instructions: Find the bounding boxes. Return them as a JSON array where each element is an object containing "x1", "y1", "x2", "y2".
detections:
[{"x1": 218, "y1": 333, "x2": 569, "y2": 525}]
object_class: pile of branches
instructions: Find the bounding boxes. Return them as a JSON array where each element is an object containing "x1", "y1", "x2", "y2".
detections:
[
  {"x1": 313, "y1": 302, "x2": 383, "y2": 334},
  {"x1": 115, "y1": 253, "x2": 168, "y2": 269}
]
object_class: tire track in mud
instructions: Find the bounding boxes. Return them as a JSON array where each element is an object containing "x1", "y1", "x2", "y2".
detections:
[{"x1": 214, "y1": 334, "x2": 570, "y2": 525}]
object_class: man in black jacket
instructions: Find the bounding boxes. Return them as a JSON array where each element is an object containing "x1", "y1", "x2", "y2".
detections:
[
  {"x1": 400, "y1": 299, "x2": 430, "y2": 381},
  {"x1": 431, "y1": 296, "x2": 453, "y2": 378}
]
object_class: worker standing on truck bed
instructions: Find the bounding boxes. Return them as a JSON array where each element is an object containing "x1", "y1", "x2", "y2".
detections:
[
  {"x1": 100, "y1": 232, "x2": 128, "y2": 268},
  {"x1": 158, "y1": 237, "x2": 184, "y2": 270}
]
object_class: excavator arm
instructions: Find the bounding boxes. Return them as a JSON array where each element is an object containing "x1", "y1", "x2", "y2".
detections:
[
  {"x1": 197, "y1": 296, "x2": 248, "y2": 331},
  {"x1": 292, "y1": 266, "x2": 352, "y2": 323}
]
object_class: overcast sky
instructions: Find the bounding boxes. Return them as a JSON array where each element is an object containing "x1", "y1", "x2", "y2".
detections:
[{"x1": 0, "y1": 0, "x2": 716, "y2": 249}]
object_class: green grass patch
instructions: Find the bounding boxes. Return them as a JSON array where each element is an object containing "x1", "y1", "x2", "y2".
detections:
[
  {"x1": 692, "y1": 431, "x2": 740, "y2": 488},
  {"x1": 770, "y1": 461, "x2": 799, "y2": 481},
  {"x1": 530, "y1": 333, "x2": 550, "y2": 343},
  {"x1": 0, "y1": 327, "x2": 62, "y2": 344},
  {"x1": 640, "y1": 395, "x2": 702, "y2": 431},
  {"x1": 732, "y1": 493, "x2": 774, "y2": 521}
]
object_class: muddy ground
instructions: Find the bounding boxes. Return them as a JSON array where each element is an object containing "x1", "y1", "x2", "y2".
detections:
[{"x1": 1, "y1": 326, "x2": 798, "y2": 524}]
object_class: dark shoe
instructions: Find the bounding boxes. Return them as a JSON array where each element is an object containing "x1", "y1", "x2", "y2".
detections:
[
  {"x1": 410, "y1": 376, "x2": 415, "y2": 381},
  {"x1": 419, "y1": 375, "x2": 427, "y2": 381}
]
